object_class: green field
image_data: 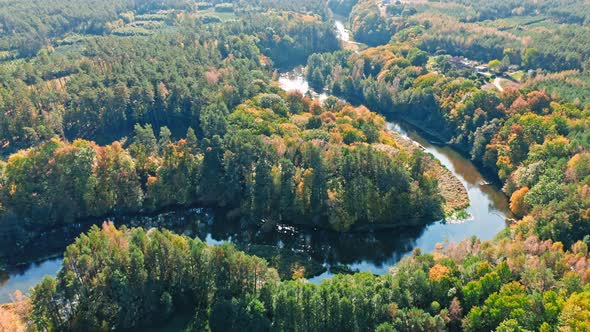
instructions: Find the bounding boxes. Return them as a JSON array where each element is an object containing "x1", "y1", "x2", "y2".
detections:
[{"x1": 195, "y1": 7, "x2": 237, "y2": 22}]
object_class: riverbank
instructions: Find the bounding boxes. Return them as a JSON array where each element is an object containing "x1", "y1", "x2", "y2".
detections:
[
  {"x1": 388, "y1": 113, "x2": 505, "y2": 186},
  {"x1": 0, "y1": 288, "x2": 29, "y2": 330},
  {"x1": 387, "y1": 129, "x2": 469, "y2": 215},
  {"x1": 0, "y1": 197, "x2": 447, "y2": 304},
  {"x1": 334, "y1": 18, "x2": 363, "y2": 51},
  {"x1": 277, "y1": 68, "x2": 470, "y2": 218},
  {"x1": 330, "y1": 16, "x2": 470, "y2": 215},
  {"x1": 278, "y1": 67, "x2": 509, "y2": 281}
]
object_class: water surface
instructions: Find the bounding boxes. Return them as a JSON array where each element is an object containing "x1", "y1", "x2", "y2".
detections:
[{"x1": 334, "y1": 20, "x2": 351, "y2": 42}]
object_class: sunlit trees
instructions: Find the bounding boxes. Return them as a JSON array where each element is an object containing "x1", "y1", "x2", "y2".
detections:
[
  {"x1": 489, "y1": 59, "x2": 502, "y2": 73},
  {"x1": 510, "y1": 186, "x2": 529, "y2": 217},
  {"x1": 144, "y1": 139, "x2": 201, "y2": 209},
  {"x1": 0, "y1": 291, "x2": 30, "y2": 332},
  {"x1": 30, "y1": 223, "x2": 279, "y2": 330},
  {"x1": 8, "y1": 2, "x2": 590, "y2": 331},
  {"x1": 559, "y1": 290, "x2": 590, "y2": 331},
  {"x1": 350, "y1": 5, "x2": 394, "y2": 46},
  {"x1": 26, "y1": 221, "x2": 590, "y2": 331},
  {"x1": 200, "y1": 102, "x2": 229, "y2": 138},
  {"x1": 0, "y1": 90, "x2": 449, "y2": 232},
  {"x1": 566, "y1": 153, "x2": 590, "y2": 182},
  {"x1": 1, "y1": 13, "x2": 307, "y2": 153},
  {"x1": 301, "y1": 4, "x2": 590, "y2": 247},
  {"x1": 85, "y1": 141, "x2": 143, "y2": 216}
]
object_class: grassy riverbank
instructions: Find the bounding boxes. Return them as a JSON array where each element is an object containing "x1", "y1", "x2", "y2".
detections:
[{"x1": 388, "y1": 130, "x2": 469, "y2": 216}]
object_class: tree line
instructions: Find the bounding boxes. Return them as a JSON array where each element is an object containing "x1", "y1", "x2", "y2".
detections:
[
  {"x1": 27, "y1": 222, "x2": 590, "y2": 331},
  {"x1": 0, "y1": 0, "x2": 335, "y2": 59}
]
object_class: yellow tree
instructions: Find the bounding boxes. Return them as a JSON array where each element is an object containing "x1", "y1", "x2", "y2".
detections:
[{"x1": 510, "y1": 187, "x2": 530, "y2": 218}]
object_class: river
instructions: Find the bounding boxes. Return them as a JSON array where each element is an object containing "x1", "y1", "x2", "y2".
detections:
[
  {"x1": 334, "y1": 20, "x2": 351, "y2": 43},
  {"x1": 0, "y1": 20, "x2": 510, "y2": 303},
  {"x1": 277, "y1": 68, "x2": 510, "y2": 282}
]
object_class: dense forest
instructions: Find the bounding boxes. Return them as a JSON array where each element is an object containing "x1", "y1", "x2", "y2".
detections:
[
  {"x1": 0, "y1": 8, "x2": 337, "y2": 154},
  {"x1": 0, "y1": 92, "x2": 444, "y2": 238},
  {"x1": 24, "y1": 223, "x2": 590, "y2": 331},
  {"x1": 346, "y1": 0, "x2": 590, "y2": 71},
  {"x1": 306, "y1": 25, "x2": 590, "y2": 247},
  {"x1": 0, "y1": 0, "x2": 333, "y2": 58},
  {"x1": 2, "y1": 0, "x2": 590, "y2": 330},
  {"x1": 0, "y1": 0, "x2": 451, "y2": 248}
]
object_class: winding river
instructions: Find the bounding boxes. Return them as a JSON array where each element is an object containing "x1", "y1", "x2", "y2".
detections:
[
  {"x1": 0, "y1": 21, "x2": 510, "y2": 303},
  {"x1": 278, "y1": 67, "x2": 510, "y2": 282}
]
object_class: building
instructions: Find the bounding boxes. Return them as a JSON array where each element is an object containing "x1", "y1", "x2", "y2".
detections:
[{"x1": 475, "y1": 64, "x2": 489, "y2": 74}]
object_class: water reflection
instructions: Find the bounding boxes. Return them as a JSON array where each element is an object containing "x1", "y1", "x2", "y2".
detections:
[
  {"x1": 389, "y1": 121, "x2": 512, "y2": 225},
  {"x1": 277, "y1": 69, "x2": 511, "y2": 280},
  {"x1": 278, "y1": 67, "x2": 329, "y2": 102},
  {"x1": 0, "y1": 208, "x2": 427, "y2": 302},
  {"x1": 0, "y1": 258, "x2": 62, "y2": 303}
]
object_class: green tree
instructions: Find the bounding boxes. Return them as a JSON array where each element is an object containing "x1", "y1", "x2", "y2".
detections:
[
  {"x1": 558, "y1": 290, "x2": 590, "y2": 331},
  {"x1": 158, "y1": 126, "x2": 172, "y2": 151},
  {"x1": 489, "y1": 59, "x2": 502, "y2": 73},
  {"x1": 408, "y1": 48, "x2": 429, "y2": 67},
  {"x1": 186, "y1": 127, "x2": 199, "y2": 153},
  {"x1": 200, "y1": 102, "x2": 229, "y2": 138},
  {"x1": 522, "y1": 48, "x2": 541, "y2": 70},
  {"x1": 253, "y1": 159, "x2": 273, "y2": 218}
]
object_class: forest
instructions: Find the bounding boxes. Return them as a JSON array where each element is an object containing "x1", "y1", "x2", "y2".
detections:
[
  {"x1": 0, "y1": 6, "x2": 337, "y2": 154},
  {"x1": 1, "y1": 0, "x2": 590, "y2": 330},
  {"x1": 346, "y1": 0, "x2": 590, "y2": 71},
  {"x1": 306, "y1": 22, "x2": 590, "y2": 247},
  {"x1": 24, "y1": 223, "x2": 590, "y2": 331},
  {"x1": 0, "y1": 92, "x2": 444, "y2": 238}
]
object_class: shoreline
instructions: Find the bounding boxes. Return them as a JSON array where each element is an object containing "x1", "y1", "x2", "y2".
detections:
[
  {"x1": 1, "y1": 203, "x2": 447, "y2": 268},
  {"x1": 386, "y1": 128, "x2": 470, "y2": 215}
]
